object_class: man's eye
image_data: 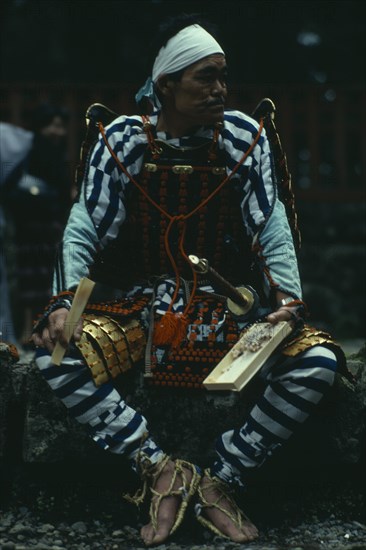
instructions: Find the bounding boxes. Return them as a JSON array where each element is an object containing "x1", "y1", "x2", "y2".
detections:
[
  {"x1": 198, "y1": 75, "x2": 214, "y2": 82},
  {"x1": 197, "y1": 72, "x2": 228, "y2": 84}
]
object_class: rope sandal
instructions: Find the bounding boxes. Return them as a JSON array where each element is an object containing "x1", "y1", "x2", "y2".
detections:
[
  {"x1": 195, "y1": 468, "x2": 254, "y2": 539},
  {"x1": 125, "y1": 454, "x2": 201, "y2": 537}
]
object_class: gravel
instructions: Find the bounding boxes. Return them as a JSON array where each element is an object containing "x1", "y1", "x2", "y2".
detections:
[
  {"x1": 0, "y1": 470, "x2": 365, "y2": 550},
  {"x1": 1, "y1": 510, "x2": 366, "y2": 549}
]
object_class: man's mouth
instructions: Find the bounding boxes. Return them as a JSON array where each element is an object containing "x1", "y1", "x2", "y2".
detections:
[
  {"x1": 206, "y1": 101, "x2": 225, "y2": 111},
  {"x1": 206, "y1": 99, "x2": 225, "y2": 108}
]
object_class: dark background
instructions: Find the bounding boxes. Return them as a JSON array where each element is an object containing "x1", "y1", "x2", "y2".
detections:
[
  {"x1": 1, "y1": 0, "x2": 365, "y2": 87},
  {"x1": 1, "y1": 0, "x2": 365, "y2": 340}
]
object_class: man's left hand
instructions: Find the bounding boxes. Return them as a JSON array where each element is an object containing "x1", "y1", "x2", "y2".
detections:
[{"x1": 266, "y1": 306, "x2": 297, "y2": 326}]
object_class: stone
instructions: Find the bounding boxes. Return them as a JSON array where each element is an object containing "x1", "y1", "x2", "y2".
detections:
[
  {"x1": 21, "y1": 364, "x2": 96, "y2": 463},
  {"x1": 70, "y1": 522, "x2": 87, "y2": 534},
  {"x1": 297, "y1": 202, "x2": 366, "y2": 340},
  {"x1": 37, "y1": 524, "x2": 55, "y2": 534},
  {"x1": 0, "y1": 343, "x2": 365, "y2": 482}
]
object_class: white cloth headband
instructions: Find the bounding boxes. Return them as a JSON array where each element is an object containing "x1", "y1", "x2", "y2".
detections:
[
  {"x1": 152, "y1": 24, "x2": 225, "y2": 82},
  {"x1": 135, "y1": 24, "x2": 225, "y2": 108}
]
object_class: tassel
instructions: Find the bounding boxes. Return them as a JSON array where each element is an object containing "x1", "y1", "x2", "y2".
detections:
[
  {"x1": 171, "y1": 313, "x2": 189, "y2": 348},
  {"x1": 153, "y1": 311, "x2": 189, "y2": 348}
]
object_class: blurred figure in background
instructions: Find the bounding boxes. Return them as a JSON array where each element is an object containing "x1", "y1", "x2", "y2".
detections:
[
  {"x1": 0, "y1": 104, "x2": 70, "y2": 346},
  {"x1": 0, "y1": 122, "x2": 33, "y2": 343}
]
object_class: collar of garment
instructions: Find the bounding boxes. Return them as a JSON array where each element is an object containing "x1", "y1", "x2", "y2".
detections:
[{"x1": 146, "y1": 110, "x2": 218, "y2": 146}]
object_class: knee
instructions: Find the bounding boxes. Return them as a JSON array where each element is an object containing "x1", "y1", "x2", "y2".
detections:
[{"x1": 294, "y1": 346, "x2": 338, "y2": 386}]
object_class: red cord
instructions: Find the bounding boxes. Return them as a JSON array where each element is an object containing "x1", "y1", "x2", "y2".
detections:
[{"x1": 98, "y1": 118, "x2": 264, "y2": 323}]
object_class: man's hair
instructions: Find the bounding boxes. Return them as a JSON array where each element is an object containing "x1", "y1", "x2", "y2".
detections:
[{"x1": 147, "y1": 13, "x2": 219, "y2": 82}]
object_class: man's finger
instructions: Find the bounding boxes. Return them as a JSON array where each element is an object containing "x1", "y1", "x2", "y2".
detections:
[
  {"x1": 73, "y1": 318, "x2": 84, "y2": 342},
  {"x1": 48, "y1": 309, "x2": 70, "y2": 347},
  {"x1": 31, "y1": 333, "x2": 43, "y2": 347},
  {"x1": 42, "y1": 327, "x2": 55, "y2": 353},
  {"x1": 267, "y1": 309, "x2": 294, "y2": 325},
  {"x1": 266, "y1": 312, "x2": 279, "y2": 325},
  {"x1": 53, "y1": 319, "x2": 70, "y2": 348}
]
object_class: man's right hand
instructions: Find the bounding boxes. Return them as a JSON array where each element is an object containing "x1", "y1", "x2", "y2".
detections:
[{"x1": 31, "y1": 307, "x2": 83, "y2": 354}]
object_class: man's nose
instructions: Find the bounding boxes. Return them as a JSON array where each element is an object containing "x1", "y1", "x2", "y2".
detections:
[{"x1": 212, "y1": 79, "x2": 227, "y2": 97}]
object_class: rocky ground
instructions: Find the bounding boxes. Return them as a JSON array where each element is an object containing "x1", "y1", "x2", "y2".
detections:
[
  {"x1": 1, "y1": 342, "x2": 365, "y2": 549},
  {"x1": 0, "y1": 464, "x2": 365, "y2": 550}
]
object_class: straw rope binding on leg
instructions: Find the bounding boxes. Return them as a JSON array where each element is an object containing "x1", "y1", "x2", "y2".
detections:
[
  {"x1": 149, "y1": 458, "x2": 201, "y2": 535},
  {"x1": 125, "y1": 448, "x2": 201, "y2": 536}
]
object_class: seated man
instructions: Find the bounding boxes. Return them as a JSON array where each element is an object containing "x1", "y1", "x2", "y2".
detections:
[{"x1": 32, "y1": 14, "x2": 344, "y2": 547}]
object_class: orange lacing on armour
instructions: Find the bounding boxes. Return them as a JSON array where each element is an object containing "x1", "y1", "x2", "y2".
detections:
[
  {"x1": 252, "y1": 240, "x2": 307, "y2": 313},
  {"x1": 252, "y1": 240, "x2": 279, "y2": 289},
  {"x1": 98, "y1": 117, "x2": 264, "y2": 346},
  {"x1": 141, "y1": 115, "x2": 163, "y2": 159}
]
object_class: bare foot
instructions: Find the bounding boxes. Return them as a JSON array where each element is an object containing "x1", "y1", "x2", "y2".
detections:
[
  {"x1": 140, "y1": 459, "x2": 196, "y2": 546},
  {"x1": 198, "y1": 473, "x2": 259, "y2": 542}
]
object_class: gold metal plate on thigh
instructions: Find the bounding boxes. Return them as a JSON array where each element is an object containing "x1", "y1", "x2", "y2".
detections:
[
  {"x1": 280, "y1": 324, "x2": 341, "y2": 357},
  {"x1": 75, "y1": 315, "x2": 146, "y2": 386}
]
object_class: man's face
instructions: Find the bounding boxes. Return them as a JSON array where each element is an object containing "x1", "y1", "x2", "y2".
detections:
[{"x1": 163, "y1": 54, "x2": 228, "y2": 128}]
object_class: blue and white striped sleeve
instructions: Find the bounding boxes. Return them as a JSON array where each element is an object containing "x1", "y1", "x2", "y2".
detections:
[
  {"x1": 53, "y1": 192, "x2": 99, "y2": 293},
  {"x1": 223, "y1": 110, "x2": 302, "y2": 300},
  {"x1": 85, "y1": 115, "x2": 146, "y2": 246},
  {"x1": 222, "y1": 111, "x2": 275, "y2": 235},
  {"x1": 53, "y1": 115, "x2": 146, "y2": 293}
]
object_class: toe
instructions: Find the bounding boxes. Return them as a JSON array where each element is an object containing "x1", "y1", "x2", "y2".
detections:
[
  {"x1": 230, "y1": 525, "x2": 254, "y2": 543},
  {"x1": 140, "y1": 524, "x2": 155, "y2": 546},
  {"x1": 148, "y1": 520, "x2": 172, "y2": 546},
  {"x1": 241, "y1": 523, "x2": 259, "y2": 541}
]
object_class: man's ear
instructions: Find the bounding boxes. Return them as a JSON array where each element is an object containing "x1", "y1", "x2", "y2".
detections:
[{"x1": 156, "y1": 76, "x2": 175, "y2": 98}]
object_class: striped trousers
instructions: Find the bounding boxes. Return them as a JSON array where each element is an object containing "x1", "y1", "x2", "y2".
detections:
[{"x1": 35, "y1": 344, "x2": 337, "y2": 484}]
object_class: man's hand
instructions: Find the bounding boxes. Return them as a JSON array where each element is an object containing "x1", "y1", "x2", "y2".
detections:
[
  {"x1": 31, "y1": 308, "x2": 83, "y2": 353},
  {"x1": 266, "y1": 306, "x2": 297, "y2": 326},
  {"x1": 267, "y1": 291, "x2": 303, "y2": 326}
]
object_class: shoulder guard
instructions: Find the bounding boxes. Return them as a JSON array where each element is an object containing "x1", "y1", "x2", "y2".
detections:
[
  {"x1": 75, "y1": 103, "x2": 119, "y2": 191},
  {"x1": 252, "y1": 98, "x2": 301, "y2": 251}
]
